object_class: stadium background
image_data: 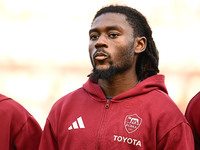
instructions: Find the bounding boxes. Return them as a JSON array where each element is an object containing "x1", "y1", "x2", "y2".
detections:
[{"x1": 0, "y1": 0, "x2": 200, "y2": 127}]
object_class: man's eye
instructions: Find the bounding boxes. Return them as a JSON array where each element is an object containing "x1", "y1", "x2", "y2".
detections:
[
  {"x1": 109, "y1": 33, "x2": 119, "y2": 38},
  {"x1": 90, "y1": 34, "x2": 99, "y2": 40}
]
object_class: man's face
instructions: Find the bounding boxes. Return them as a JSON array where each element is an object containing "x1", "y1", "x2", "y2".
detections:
[{"x1": 89, "y1": 13, "x2": 136, "y2": 80}]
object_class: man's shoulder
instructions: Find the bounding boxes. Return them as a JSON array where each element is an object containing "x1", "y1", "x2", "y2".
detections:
[
  {"x1": 50, "y1": 87, "x2": 86, "y2": 110},
  {"x1": 47, "y1": 87, "x2": 88, "y2": 122},
  {"x1": 144, "y1": 88, "x2": 176, "y2": 108},
  {"x1": 185, "y1": 91, "x2": 200, "y2": 117},
  {"x1": 0, "y1": 94, "x2": 20, "y2": 109},
  {"x1": 0, "y1": 94, "x2": 32, "y2": 121},
  {"x1": 187, "y1": 91, "x2": 200, "y2": 109},
  {"x1": 143, "y1": 89, "x2": 184, "y2": 120},
  {"x1": 0, "y1": 94, "x2": 11, "y2": 102}
]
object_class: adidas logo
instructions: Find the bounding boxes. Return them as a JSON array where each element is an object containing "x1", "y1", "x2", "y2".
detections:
[{"x1": 68, "y1": 116, "x2": 85, "y2": 130}]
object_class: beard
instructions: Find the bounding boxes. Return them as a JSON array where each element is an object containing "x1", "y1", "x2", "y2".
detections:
[
  {"x1": 90, "y1": 43, "x2": 134, "y2": 81},
  {"x1": 90, "y1": 64, "x2": 119, "y2": 81}
]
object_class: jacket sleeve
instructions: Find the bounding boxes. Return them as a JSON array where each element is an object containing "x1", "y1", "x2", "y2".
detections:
[
  {"x1": 39, "y1": 119, "x2": 58, "y2": 150},
  {"x1": 157, "y1": 122, "x2": 194, "y2": 150},
  {"x1": 185, "y1": 93, "x2": 200, "y2": 149},
  {"x1": 14, "y1": 116, "x2": 42, "y2": 150}
]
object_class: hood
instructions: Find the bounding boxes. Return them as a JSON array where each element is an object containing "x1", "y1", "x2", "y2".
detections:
[{"x1": 82, "y1": 74, "x2": 168, "y2": 101}]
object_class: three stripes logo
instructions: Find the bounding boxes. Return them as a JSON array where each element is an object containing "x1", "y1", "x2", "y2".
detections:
[{"x1": 68, "y1": 116, "x2": 85, "y2": 130}]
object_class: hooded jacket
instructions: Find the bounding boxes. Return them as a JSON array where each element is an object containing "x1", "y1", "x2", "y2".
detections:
[
  {"x1": 39, "y1": 75, "x2": 194, "y2": 150},
  {"x1": 0, "y1": 94, "x2": 42, "y2": 150},
  {"x1": 185, "y1": 91, "x2": 200, "y2": 150}
]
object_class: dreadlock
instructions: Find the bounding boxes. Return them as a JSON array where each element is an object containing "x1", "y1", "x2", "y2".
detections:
[{"x1": 92, "y1": 5, "x2": 159, "y2": 81}]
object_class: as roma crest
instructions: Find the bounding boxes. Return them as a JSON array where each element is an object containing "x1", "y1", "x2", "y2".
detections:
[{"x1": 124, "y1": 114, "x2": 142, "y2": 133}]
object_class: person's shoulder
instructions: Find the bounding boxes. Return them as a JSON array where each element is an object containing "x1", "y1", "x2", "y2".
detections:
[
  {"x1": 48, "y1": 87, "x2": 85, "y2": 113},
  {"x1": 55, "y1": 87, "x2": 84, "y2": 105},
  {"x1": 187, "y1": 92, "x2": 200, "y2": 109},
  {"x1": 147, "y1": 89, "x2": 184, "y2": 118},
  {"x1": 0, "y1": 93, "x2": 11, "y2": 102},
  {"x1": 185, "y1": 91, "x2": 200, "y2": 116},
  {"x1": 0, "y1": 94, "x2": 34, "y2": 127},
  {"x1": 150, "y1": 88, "x2": 177, "y2": 106},
  {"x1": 0, "y1": 94, "x2": 22, "y2": 109},
  {"x1": 0, "y1": 94, "x2": 30, "y2": 115}
]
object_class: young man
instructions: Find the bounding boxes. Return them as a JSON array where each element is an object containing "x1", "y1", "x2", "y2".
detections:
[
  {"x1": 185, "y1": 92, "x2": 200, "y2": 150},
  {"x1": 39, "y1": 5, "x2": 194, "y2": 149},
  {"x1": 0, "y1": 94, "x2": 42, "y2": 149}
]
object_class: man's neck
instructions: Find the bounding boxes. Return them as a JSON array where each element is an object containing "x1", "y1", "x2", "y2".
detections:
[{"x1": 98, "y1": 72, "x2": 138, "y2": 98}]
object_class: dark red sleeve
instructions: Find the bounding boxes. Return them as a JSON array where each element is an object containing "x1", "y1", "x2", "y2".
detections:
[
  {"x1": 14, "y1": 116, "x2": 42, "y2": 150},
  {"x1": 39, "y1": 119, "x2": 59, "y2": 150},
  {"x1": 185, "y1": 92, "x2": 200, "y2": 149},
  {"x1": 157, "y1": 122, "x2": 194, "y2": 150}
]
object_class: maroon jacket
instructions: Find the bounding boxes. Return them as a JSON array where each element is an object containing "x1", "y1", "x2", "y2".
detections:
[
  {"x1": 0, "y1": 94, "x2": 42, "y2": 150},
  {"x1": 185, "y1": 92, "x2": 200, "y2": 150},
  {"x1": 40, "y1": 75, "x2": 194, "y2": 149}
]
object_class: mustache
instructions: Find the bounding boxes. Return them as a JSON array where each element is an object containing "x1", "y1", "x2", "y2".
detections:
[{"x1": 93, "y1": 48, "x2": 110, "y2": 58}]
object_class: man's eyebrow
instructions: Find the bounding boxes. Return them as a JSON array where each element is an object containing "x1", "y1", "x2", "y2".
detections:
[
  {"x1": 89, "y1": 28, "x2": 98, "y2": 34},
  {"x1": 89, "y1": 25, "x2": 123, "y2": 34},
  {"x1": 106, "y1": 25, "x2": 123, "y2": 31}
]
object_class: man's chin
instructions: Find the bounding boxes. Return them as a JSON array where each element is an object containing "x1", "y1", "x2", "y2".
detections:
[
  {"x1": 90, "y1": 67, "x2": 116, "y2": 81},
  {"x1": 94, "y1": 65, "x2": 110, "y2": 71}
]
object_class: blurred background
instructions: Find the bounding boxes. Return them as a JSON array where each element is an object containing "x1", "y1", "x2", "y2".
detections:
[{"x1": 0, "y1": 0, "x2": 200, "y2": 128}]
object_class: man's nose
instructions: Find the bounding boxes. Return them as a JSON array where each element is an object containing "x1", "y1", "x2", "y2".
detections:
[{"x1": 95, "y1": 35, "x2": 108, "y2": 49}]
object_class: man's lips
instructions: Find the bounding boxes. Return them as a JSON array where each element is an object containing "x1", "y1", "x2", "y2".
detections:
[
  {"x1": 95, "y1": 55, "x2": 108, "y2": 61},
  {"x1": 94, "y1": 51, "x2": 108, "y2": 61}
]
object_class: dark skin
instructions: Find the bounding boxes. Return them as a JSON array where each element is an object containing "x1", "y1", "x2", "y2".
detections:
[{"x1": 89, "y1": 13, "x2": 147, "y2": 98}]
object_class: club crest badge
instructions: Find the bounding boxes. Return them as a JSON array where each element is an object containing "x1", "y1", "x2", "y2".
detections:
[{"x1": 124, "y1": 114, "x2": 142, "y2": 133}]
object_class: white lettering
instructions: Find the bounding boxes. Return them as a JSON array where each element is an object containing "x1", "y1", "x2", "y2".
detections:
[
  {"x1": 113, "y1": 135, "x2": 142, "y2": 147},
  {"x1": 123, "y1": 137, "x2": 128, "y2": 142},
  {"x1": 114, "y1": 135, "x2": 118, "y2": 141},
  {"x1": 132, "y1": 139, "x2": 137, "y2": 145},
  {"x1": 127, "y1": 138, "x2": 132, "y2": 144},
  {"x1": 136, "y1": 141, "x2": 142, "y2": 147},
  {"x1": 117, "y1": 136, "x2": 122, "y2": 142}
]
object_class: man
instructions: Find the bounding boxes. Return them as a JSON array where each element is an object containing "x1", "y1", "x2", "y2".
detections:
[
  {"x1": 39, "y1": 5, "x2": 194, "y2": 149},
  {"x1": 0, "y1": 94, "x2": 42, "y2": 149},
  {"x1": 185, "y1": 92, "x2": 200, "y2": 150}
]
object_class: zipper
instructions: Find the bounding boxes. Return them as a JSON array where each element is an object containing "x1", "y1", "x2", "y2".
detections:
[
  {"x1": 97, "y1": 100, "x2": 111, "y2": 149},
  {"x1": 105, "y1": 99, "x2": 110, "y2": 109}
]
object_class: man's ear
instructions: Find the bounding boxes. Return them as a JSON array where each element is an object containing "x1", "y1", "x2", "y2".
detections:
[{"x1": 134, "y1": 37, "x2": 147, "y2": 54}]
